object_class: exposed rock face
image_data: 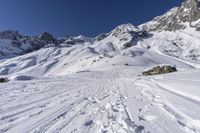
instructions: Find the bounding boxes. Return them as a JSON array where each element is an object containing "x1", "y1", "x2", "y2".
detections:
[
  {"x1": 0, "y1": 30, "x2": 22, "y2": 40},
  {"x1": 39, "y1": 32, "x2": 58, "y2": 44},
  {"x1": 141, "y1": 0, "x2": 200, "y2": 31},
  {"x1": 0, "y1": 77, "x2": 8, "y2": 83},
  {"x1": 61, "y1": 37, "x2": 84, "y2": 47},
  {"x1": 142, "y1": 65, "x2": 177, "y2": 76},
  {"x1": 60, "y1": 35, "x2": 92, "y2": 47},
  {"x1": 111, "y1": 24, "x2": 150, "y2": 49},
  {"x1": 93, "y1": 24, "x2": 151, "y2": 52}
]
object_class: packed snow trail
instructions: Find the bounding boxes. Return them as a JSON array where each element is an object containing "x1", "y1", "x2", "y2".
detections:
[{"x1": 1, "y1": 69, "x2": 200, "y2": 133}]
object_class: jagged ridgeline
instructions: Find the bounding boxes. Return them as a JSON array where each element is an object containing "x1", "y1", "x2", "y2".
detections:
[
  {"x1": 141, "y1": 0, "x2": 200, "y2": 31},
  {"x1": 1, "y1": 0, "x2": 200, "y2": 60},
  {"x1": 0, "y1": 30, "x2": 62, "y2": 58}
]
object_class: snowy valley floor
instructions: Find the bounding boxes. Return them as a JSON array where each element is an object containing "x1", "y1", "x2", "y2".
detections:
[{"x1": 0, "y1": 68, "x2": 200, "y2": 133}]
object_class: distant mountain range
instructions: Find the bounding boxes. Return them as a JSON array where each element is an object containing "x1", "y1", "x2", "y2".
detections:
[{"x1": 0, "y1": 0, "x2": 200, "y2": 61}]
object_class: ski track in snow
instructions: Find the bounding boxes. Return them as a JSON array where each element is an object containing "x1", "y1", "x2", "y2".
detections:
[
  {"x1": 135, "y1": 77, "x2": 200, "y2": 133},
  {"x1": 0, "y1": 70, "x2": 200, "y2": 133}
]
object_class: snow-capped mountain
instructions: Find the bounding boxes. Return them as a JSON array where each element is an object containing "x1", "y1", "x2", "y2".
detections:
[
  {"x1": 138, "y1": 0, "x2": 200, "y2": 61},
  {"x1": 140, "y1": 0, "x2": 200, "y2": 31},
  {"x1": 1, "y1": 0, "x2": 200, "y2": 133},
  {"x1": 92, "y1": 24, "x2": 149, "y2": 53},
  {"x1": 1, "y1": 0, "x2": 200, "y2": 61},
  {"x1": 1, "y1": 0, "x2": 200, "y2": 76},
  {"x1": 0, "y1": 30, "x2": 61, "y2": 59}
]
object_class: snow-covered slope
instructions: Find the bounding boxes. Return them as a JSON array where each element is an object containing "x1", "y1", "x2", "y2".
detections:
[
  {"x1": 0, "y1": 41, "x2": 197, "y2": 77},
  {"x1": 138, "y1": 0, "x2": 200, "y2": 61},
  {"x1": 0, "y1": 30, "x2": 200, "y2": 133},
  {"x1": 1, "y1": 63, "x2": 200, "y2": 133},
  {"x1": 1, "y1": 0, "x2": 200, "y2": 133},
  {"x1": 139, "y1": 28, "x2": 200, "y2": 61}
]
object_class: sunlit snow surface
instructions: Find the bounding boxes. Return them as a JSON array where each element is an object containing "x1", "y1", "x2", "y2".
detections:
[
  {"x1": 0, "y1": 40, "x2": 200, "y2": 133},
  {"x1": 0, "y1": 68, "x2": 200, "y2": 133}
]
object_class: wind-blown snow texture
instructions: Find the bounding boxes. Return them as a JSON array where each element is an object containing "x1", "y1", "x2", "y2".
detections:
[{"x1": 0, "y1": 0, "x2": 200, "y2": 133}]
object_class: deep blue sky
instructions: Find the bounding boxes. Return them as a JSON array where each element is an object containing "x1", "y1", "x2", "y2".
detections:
[{"x1": 0, "y1": 0, "x2": 182, "y2": 37}]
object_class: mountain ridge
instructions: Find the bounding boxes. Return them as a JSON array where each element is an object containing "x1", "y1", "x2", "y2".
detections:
[
  {"x1": 140, "y1": 0, "x2": 200, "y2": 31},
  {"x1": 0, "y1": 0, "x2": 200, "y2": 60}
]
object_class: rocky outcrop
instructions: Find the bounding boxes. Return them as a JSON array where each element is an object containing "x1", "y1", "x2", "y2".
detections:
[
  {"x1": 142, "y1": 65, "x2": 177, "y2": 76},
  {"x1": 0, "y1": 77, "x2": 8, "y2": 83},
  {"x1": 60, "y1": 35, "x2": 92, "y2": 47}
]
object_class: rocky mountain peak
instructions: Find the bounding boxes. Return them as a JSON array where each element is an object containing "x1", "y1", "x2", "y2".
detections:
[
  {"x1": 182, "y1": 0, "x2": 200, "y2": 9},
  {"x1": 0, "y1": 30, "x2": 62, "y2": 59},
  {"x1": 92, "y1": 23, "x2": 150, "y2": 52},
  {"x1": 111, "y1": 23, "x2": 139, "y2": 36},
  {"x1": 141, "y1": 0, "x2": 200, "y2": 31},
  {"x1": 0, "y1": 30, "x2": 22, "y2": 40},
  {"x1": 39, "y1": 32, "x2": 58, "y2": 44},
  {"x1": 178, "y1": 0, "x2": 200, "y2": 22}
]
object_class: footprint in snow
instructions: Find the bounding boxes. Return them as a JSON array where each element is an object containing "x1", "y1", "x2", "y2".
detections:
[
  {"x1": 84, "y1": 97, "x2": 100, "y2": 103},
  {"x1": 84, "y1": 120, "x2": 93, "y2": 126}
]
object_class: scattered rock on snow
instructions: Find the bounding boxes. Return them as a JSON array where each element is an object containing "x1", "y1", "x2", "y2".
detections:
[
  {"x1": 142, "y1": 65, "x2": 177, "y2": 76},
  {"x1": 0, "y1": 77, "x2": 8, "y2": 83}
]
